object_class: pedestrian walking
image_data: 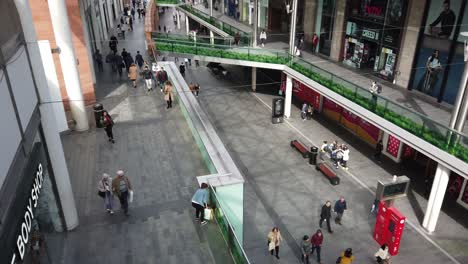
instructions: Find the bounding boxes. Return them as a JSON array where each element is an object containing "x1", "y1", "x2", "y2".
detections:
[
  {"x1": 158, "y1": 25, "x2": 161, "y2": 31},
  {"x1": 319, "y1": 201, "x2": 333, "y2": 233},
  {"x1": 137, "y1": 7, "x2": 141, "y2": 19},
  {"x1": 370, "y1": 198, "x2": 380, "y2": 214},
  {"x1": 301, "y1": 102, "x2": 308, "y2": 121},
  {"x1": 235, "y1": 32, "x2": 240, "y2": 45},
  {"x1": 129, "y1": 16, "x2": 134, "y2": 31},
  {"x1": 260, "y1": 29, "x2": 267, "y2": 47},
  {"x1": 300, "y1": 235, "x2": 311, "y2": 264},
  {"x1": 100, "y1": 111, "x2": 115, "y2": 143},
  {"x1": 341, "y1": 146, "x2": 349, "y2": 170},
  {"x1": 112, "y1": 170, "x2": 132, "y2": 216},
  {"x1": 179, "y1": 62, "x2": 185, "y2": 76},
  {"x1": 312, "y1": 33, "x2": 319, "y2": 53},
  {"x1": 142, "y1": 65, "x2": 154, "y2": 91},
  {"x1": 319, "y1": 141, "x2": 328, "y2": 160},
  {"x1": 114, "y1": 53, "x2": 125, "y2": 77},
  {"x1": 267, "y1": 227, "x2": 282, "y2": 259},
  {"x1": 375, "y1": 244, "x2": 391, "y2": 264},
  {"x1": 164, "y1": 25, "x2": 167, "y2": 33},
  {"x1": 131, "y1": 7, "x2": 135, "y2": 20},
  {"x1": 141, "y1": 8, "x2": 146, "y2": 17},
  {"x1": 97, "y1": 173, "x2": 114, "y2": 214},
  {"x1": 124, "y1": 53, "x2": 134, "y2": 73},
  {"x1": 121, "y1": 48, "x2": 128, "y2": 59},
  {"x1": 109, "y1": 35, "x2": 118, "y2": 54},
  {"x1": 311, "y1": 229, "x2": 323, "y2": 264},
  {"x1": 369, "y1": 81, "x2": 381, "y2": 110},
  {"x1": 189, "y1": 82, "x2": 200, "y2": 97},
  {"x1": 128, "y1": 63, "x2": 138, "y2": 88},
  {"x1": 306, "y1": 104, "x2": 313, "y2": 120},
  {"x1": 195, "y1": 59, "x2": 200, "y2": 67},
  {"x1": 117, "y1": 24, "x2": 126, "y2": 39},
  {"x1": 157, "y1": 66, "x2": 168, "y2": 91},
  {"x1": 334, "y1": 197, "x2": 347, "y2": 225},
  {"x1": 132, "y1": 0, "x2": 136, "y2": 8},
  {"x1": 332, "y1": 146, "x2": 343, "y2": 169},
  {"x1": 94, "y1": 49, "x2": 104, "y2": 72},
  {"x1": 135, "y1": 51, "x2": 144, "y2": 69},
  {"x1": 374, "y1": 139, "x2": 383, "y2": 162},
  {"x1": 191, "y1": 182, "x2": 209, "y2": 225},
  {"x1": 337, "y1": 248, "x2": 354, "y2": 264},
  {"x1": 164, "y1": 81, "x2": 174, "y2": 109}
]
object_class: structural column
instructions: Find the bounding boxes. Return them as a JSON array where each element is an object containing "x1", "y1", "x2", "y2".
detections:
[
  {"x1": 210, "y1": 0, "x2": 213, "y2": 16},
  {"x1": 186, "y1": 16, "x2": 190, "y2": 35},
  {"x1": 13, "y1": 0, "x2": 80, "y2": 230},
  {"x1": 288, "y1": 0, "x2": 298, "y2": 55},
  {"x1": 251, "y1": 67, "x2": 257, "y2": 92},
  {"x1": 48, "y1": 0, "x2": 89, "y2": 131},
  {"x1": 252, "y1": 0, "x2": 258, "y2": 46},
  {"x1": 303, "y1": 0, "x2": 317, "y2": 47},
  {"x1": 329, "y1": 0, "x2": 346, "y2": 61},
  {"x1": 177, "y1": 10, "x2": 181, "y2": 30},
  {"x1": 422, "y1": 164, "x2": 450, "y2": 232},
  {"x1": 210, "y1": 30, "x2": 214, "y2": 45},
  {"x1": 284, "y1": 75, "x2": 292, "y2": 118}
]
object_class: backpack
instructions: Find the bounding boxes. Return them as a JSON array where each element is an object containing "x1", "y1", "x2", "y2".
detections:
[{"x1": 118, "y1": 178, "x2": 128, "y2": 192}]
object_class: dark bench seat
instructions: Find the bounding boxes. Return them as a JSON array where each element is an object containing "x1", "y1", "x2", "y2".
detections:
[
  {"x1": 291, "y1": 140, "x2": 310, "y2": 158},
  {"x1": 316, "y1": 162, "x2": 340, "y2": 185}
]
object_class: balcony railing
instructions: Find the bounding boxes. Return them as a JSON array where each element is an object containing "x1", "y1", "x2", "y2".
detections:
[
  {"x1": 156, "y1": 0, "x2": 183, "y2": 5},
  {"x1": 178, "y1": 5, "x2": 252, "y2": 45},
  {"x1": 154, "y1": 37, "x2": 468, "y2": 164}
]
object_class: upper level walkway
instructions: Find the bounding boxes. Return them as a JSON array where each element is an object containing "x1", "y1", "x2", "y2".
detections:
[{"x1": 154, "y1": 36, "x2": 468, "y2": 178}]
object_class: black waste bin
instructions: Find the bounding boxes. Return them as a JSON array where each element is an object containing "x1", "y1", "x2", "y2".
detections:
[
  {"x1": 93, "y1": 104, "x2": 104, "y2": 128},
  {"x1": 309, "y1": 146, "x2": 318, "y2": 165},
  {"x1": 272, "y1": 98, "x2": 284, "y2": 124}
]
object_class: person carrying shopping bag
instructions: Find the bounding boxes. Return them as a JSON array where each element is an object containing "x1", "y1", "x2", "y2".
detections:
[
  {"x1": 267, "y1": 227, "x2": 283, "y2": 259},
  {"x1": 128, "y1": 63, "x2": 138, "y2": 88},
  {"x1": 97, "y1": 173, "x2": 114, "y2": 214},
  {"x1": 164, "y1": 81, "x2": 174, "y2": 109},
  {"x1": 191, "y1": 183, "x2": 209, "y2": 226}
]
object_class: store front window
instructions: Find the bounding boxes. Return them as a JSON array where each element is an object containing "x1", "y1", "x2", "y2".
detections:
[
  {"x1": 315, "y1": 0, "x2": 336, "y2": 56},
  {"x1": 343, "y1": 0, "x2": 407, "y2": 81},
  {"x1": 2, "y1": 130, "x2": 63, "y2": 264},
  {"x1": 410, "y1": 0, "x2": 467, "y2": 104}
]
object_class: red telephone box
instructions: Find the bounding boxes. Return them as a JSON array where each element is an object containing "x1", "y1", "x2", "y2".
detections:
[
  {"x1": 386, "y1": 207, "x2": 406, "y2": 255},
  {"x1": 373, "y1": 201, "x2": 389, "y2": 245}
]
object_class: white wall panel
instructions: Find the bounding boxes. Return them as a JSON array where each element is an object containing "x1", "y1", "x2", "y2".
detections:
[
  {"x1": 0, "y1": 70, "x2": 22, "y2": 188},
  {"x1": 6, "y1": 46, "x2": 38, "y2": 129}
]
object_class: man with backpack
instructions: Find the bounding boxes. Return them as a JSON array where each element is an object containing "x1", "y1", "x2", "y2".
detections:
[
  {"x1": 157, "y1": 66, "x2": 168, "y2": 92},
  {"x1": 369, "y1": 81, "x2": 382, "y2": 111},
  {"x1": 112, "y1": 170, "x2": 132, "y2": 216}
]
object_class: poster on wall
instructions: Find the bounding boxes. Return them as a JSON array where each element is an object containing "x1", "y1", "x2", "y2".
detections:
[
  {"x1": 322, "y1": 98, "x2": 342, "y2": 122},
  {"x1": 340, "y1": 109, "x2": 360, "y2": 133},
  {"x1": 356, "y1": 119, "x2": 380, "y2": 146},
  {"x1": 386, "y1": 134, "x2": 401, "y2": 157},
  {"x1": 410, "y1": 0, "x2": 463, "y2": 103}
]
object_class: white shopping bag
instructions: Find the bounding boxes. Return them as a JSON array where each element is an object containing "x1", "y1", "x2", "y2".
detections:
[
  {"x1": 204, "y1": 208, "x2": 213, "y2": 221},
  {"x1": 129, "y1": 190, "x2": 134, "y2": 203}
]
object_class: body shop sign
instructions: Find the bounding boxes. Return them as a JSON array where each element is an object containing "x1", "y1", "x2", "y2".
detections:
[{"x1": 10, "y1": 163, "x2": 44, "y2": 264}]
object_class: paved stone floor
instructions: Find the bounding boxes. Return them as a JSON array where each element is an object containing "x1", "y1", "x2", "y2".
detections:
[
  {"x1": 182, "y1": 63, "x2": 468, "y2": 264},
  {"x1": 47, "y1": 13, "x2": 234, "y2": 264}
]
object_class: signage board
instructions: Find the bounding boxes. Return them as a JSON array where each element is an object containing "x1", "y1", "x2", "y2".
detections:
[{"x1": 375, "y1": 176, "x2": 410, "y2": 201}]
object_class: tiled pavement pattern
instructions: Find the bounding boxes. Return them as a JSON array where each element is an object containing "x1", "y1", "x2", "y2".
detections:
[
  {"x1": 182, "y1": 63, "x2": 468, "y2": 264},
  {"x1": 46, "y1": 12, "x2": 234, "y2": 264}
]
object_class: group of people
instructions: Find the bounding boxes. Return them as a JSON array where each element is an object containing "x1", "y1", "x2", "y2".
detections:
[
  {"x1": 301, "y1": 102, "x2": 314, "y2": 121},
  {"x1": 320, "y1": 140, "x2": 351, "y2": 170},
  {"x1": 97, "y1": 170, "x2": 133, "y2": 216}
]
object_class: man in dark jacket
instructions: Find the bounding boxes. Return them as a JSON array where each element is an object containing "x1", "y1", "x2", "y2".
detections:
[
  {"x1": 311, "y1": 229, "x2": 323, "y2": 263},
  {"x1": 334, "y1": 197, "x2": 347, "y2": 225},
  {"x1": 142, "y1": 66, "x2": 154, "y2": 91},
  {"x1": 319, "y1": 201, "x2": 333, "y2": 233},
  {"x1": 300, "y1": 235, "x2": 311, "y2": 264},
  {"x1": 157, "y1": 67, "x2": 168, "y2": 91},
  {"x1": 124, "y1": 53, "x2": 134, "y2": 73},
  {"x1": 135, "y1": 51, "x2": 144, "y2": 69},
  {"x1": 114, "y1": 53, "x2": 125, "y2": 77}
]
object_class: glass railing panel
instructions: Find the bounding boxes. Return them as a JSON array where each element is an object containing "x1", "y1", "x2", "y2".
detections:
[
  {"x1": 246, "y1": 47, "x2": 287, "y2": 64},
  {"x1": 156, "y1": 0, "x2": 181, "y2": 4},
  {"x1": 450, "y1": 132, "x2": 468, "y2": 161},
  {"x1": 384, "y1": 100, "x2": 425, "y2": 137}
]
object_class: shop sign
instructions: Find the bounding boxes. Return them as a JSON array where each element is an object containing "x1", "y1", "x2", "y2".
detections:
[
  {"x1": 362, "y1": 29, "x2": 380, "y2": 41},
  {"x1": 364, "y1": 4, "x2": 384, "y2": 16},
  {"x1": 10, "y1": 163, "x2": 44, "y2": 264}
]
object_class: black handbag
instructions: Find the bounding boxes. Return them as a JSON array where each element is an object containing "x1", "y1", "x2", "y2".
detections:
[{"x1": 98, "y1": 191, "x2": 106, "y2": 198}]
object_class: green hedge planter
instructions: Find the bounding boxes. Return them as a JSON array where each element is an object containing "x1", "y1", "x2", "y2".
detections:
[
  {"x1": 156, "y1": 0, "x2": 180, "y2": 4},
  {"x1": 154, "y1": 39, "x2": 468, "y2": 163}
]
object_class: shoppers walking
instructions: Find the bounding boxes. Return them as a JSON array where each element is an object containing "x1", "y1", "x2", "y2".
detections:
[
  {"x1": 235, "y1": 32, "x2": 240, "y2": 45},
  {"x1": 312, "y1": 33, "x2": 319, "y2": 53},
  {"x1": 301, "y1": 102, "x2": 308, "y2": 121},
  {"x1": 100, "y1": 111, "x2": 115, "y2": 143},
  {"x1": 128, "y1": 63, "x2": 138, "y2": 88},
  {"x1": 341, "y1": 146, "x2": 350, "y2": 170},
  {"x1": 319, "y1": 141, "x2": 328, "y2": 160},
  {"x1": 319, "y1": 201, "x2": 333, "y2": 233},
  {"x1": 300, "y1": 235, "x2": 311, "y2": 264},
  {"x1": 121, "y1": 48, "x2": 128, "y2": 58},
  {"x1": 374, "y1": 139, "x2": 383, "y2": 162},
  {"x1": 94, "y1": 49, "x2": 104, "y2": 72},
  {"x1": 135, "y1": 51, "x2": 144, "y2": 69},
  {"x1": 337, "y1": 248, "x2": 354, "y2": 264},
  {"x1": 109, "y1": 35, "x2": 118, "y2": 54},
  {"x1": 311, "y1": 229, "x2": 323, "y2": 264},
  {"x1": 191, "y1": 182, "x2": 209, "y2": 225},
  {"x1": 334, "y1": 197, "x2": 347, "y2": 225},
  {"x1": 112, "y1": 170, "x2": 132, "y2": 216},
  {"x1": 131, "y1": 7, "x2": 135, "y2": 20},
  {"x1": 375, "y1": 244, "x2": 391, "y2": 264},
  {"x1": 164, "y1": 81, "x2": 174, "y2": 109},
  {"x1": 142, "y1": 65, "x2": 154, "y2": 91},
  {"x1": 260, "y1": 29, "x2": 267, "y2": 47},
  {"x1": 114, "y1": 53, "x2": 125, "y2": 77},
  {"x1": 129, "y1": 16, "x2": 134, "y2": 31},
  {"x1": 267, "y1": 227, "x2": 282, "y2": 259},
  {"x1": 97, "y1": 173, "x2": 114, "y2": 214},
  {"x1": 157, "y1": 66, "x2": 168, "y2": 91}
]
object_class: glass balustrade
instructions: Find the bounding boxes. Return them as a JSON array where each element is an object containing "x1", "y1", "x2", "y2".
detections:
[{"x1": 154, "y1": 37, "x2": 468, "y2": 163}]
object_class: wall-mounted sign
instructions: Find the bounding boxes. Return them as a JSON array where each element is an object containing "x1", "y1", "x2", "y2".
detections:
[
  {"x1": 362, "y1": 29, "x2": 380, "y2": 41},
  {"x1": 10, "y1": 163, "x2": 45, "y2": 264}
]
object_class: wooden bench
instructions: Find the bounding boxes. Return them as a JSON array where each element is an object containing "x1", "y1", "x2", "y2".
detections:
[
  {"x1": 316, "y1": 162, "x2": 340, "y2": 185},
  {"x1": 291, "y1": 140, "x2": 310, "y2": 158}
]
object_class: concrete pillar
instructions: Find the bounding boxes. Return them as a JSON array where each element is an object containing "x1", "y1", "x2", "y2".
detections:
[
  {"x1": 251, "y1": 67, "x2": 257, "y2": 92},
  {"x1": 422, "y1": 164, "x2": 450, "y2": 233},
  {"x1": 186, "y1": 16, "x2": 190, "y2": 35},
  {"x1": 285, "y1": 75, "x2": 292, "y2": 118},
  {"x1": 329, "y1": 0, "x2": 346, "y2": 61},
  {"x1": 288, "y1": 0, "x2": 298, "y2": 55},
  {"x1": 210, "y1": 30, "x2": 214, "y2": 45},
  {"x1": 252, "y1": 0, "x2": 258, "y2": 47},
  {"x1": 210, "y1": 0, "x2": 213, "y2": 16},
  {"x1": 13, "y1": 0, "x2": 80, "y2": 231},
  {"x1": 303, "y1": 0, "x2": 317, "y2": 47},
  {"x1": 48, "y1": 0, "x2": 89, "y2": 131},
  {"x1": 177, "y1": 10, "x2": 181, "y2": 30},
  {"x1": 79, "y1": 0, "x2": 97, "y2": 84},
  {"x1": 394, "y1": 0, "x2": 427, "y2": 88}
]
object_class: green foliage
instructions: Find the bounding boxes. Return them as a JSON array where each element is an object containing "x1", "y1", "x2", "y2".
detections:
[{"x1": 156, "y1": 0, "x2": 180, "y2": 4}]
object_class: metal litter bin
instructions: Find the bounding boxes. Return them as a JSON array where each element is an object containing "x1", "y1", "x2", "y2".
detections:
[{"x1": 309, "y1": 146, "x2": 318, "y2": 165}]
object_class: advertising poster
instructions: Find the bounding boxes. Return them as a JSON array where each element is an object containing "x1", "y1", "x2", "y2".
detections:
[
  {"x1": 356, "y1": 119, "x2": 380, "y2": 146},
  {"x1": 386, "y1": 134, "x2": 401, "y2": 157},
  {"x1": 458, "y1": 179, "x2": 468, "y2": 209},
  {"x1": 340, "y1": 109, "x2": 360, "y2": 133},
  {"x1": 322, "y1": 98, "x2": 342, "y2": 122}
]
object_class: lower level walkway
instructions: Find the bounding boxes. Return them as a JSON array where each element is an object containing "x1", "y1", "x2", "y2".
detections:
[
  {"x1": 46, "y1": 12, "x2": 233, "y2": 264},
  {"x1": 182, "y1": 63, "x2": 468, "y2": 263}
]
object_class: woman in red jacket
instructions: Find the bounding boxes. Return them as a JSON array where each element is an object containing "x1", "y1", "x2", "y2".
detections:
[
  {"x1": 311, "y1": 229, "x2": 323, "y2": 264},
  {"x1": 101, "y1": 111, "x2": 115, "y2": 143}
]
